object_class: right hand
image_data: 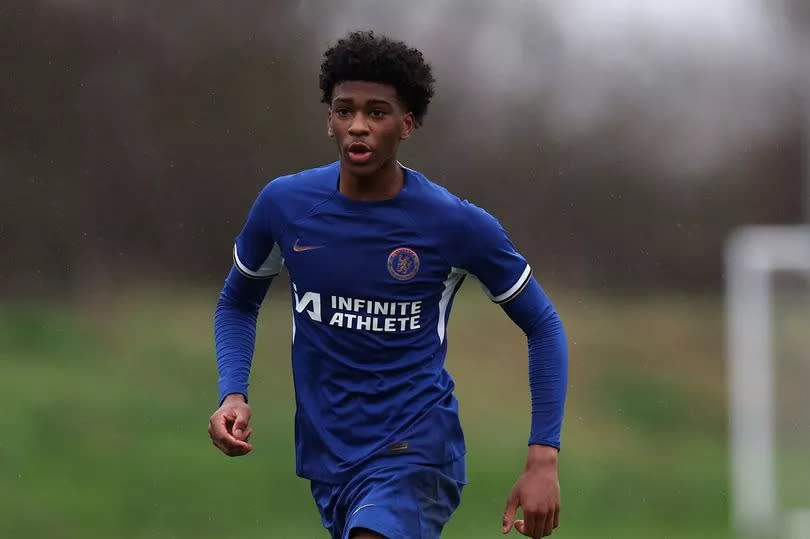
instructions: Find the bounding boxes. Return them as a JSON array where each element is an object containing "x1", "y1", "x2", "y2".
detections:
[{"x1": 208, "y1": 393, "x2": 254, "y2": 457}]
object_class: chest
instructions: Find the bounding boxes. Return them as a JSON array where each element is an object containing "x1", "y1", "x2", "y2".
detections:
[{"x1": 280, "y1": 208, "x2": 449, "y2": 300}]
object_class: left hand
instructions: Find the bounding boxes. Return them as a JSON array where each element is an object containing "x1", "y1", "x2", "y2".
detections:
[{"x1": 502, "y1": 445, "x2": 560, "y2": 537}]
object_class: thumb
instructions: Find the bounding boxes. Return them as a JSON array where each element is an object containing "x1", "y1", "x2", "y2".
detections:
[
  {"x1": 502, "y1": 491, "x2": 519, "y2": 534},
  {"x1": 232, "y1": 410, "x2": 250, "y2": 440}
]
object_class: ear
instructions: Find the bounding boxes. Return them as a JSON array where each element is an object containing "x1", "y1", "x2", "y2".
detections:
[
  {"x1": 400, "y1": 112, "x2": 415, "y2": 140},
  {"x1": 326, "y1": 108, "x2": 334, "y2": 137}
]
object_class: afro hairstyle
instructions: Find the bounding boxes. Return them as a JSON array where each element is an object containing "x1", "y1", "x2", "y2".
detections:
[{"x1": 319, "y1": 30, "x2": 435, "y2": 127}]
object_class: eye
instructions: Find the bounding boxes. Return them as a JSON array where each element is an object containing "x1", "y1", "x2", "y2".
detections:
[
  {"x1": 335, "y1": 108, "x2": 352, "y2": 118},
  {"x1": 370, "y1": 109, "x2": 387, "y2": 118}
]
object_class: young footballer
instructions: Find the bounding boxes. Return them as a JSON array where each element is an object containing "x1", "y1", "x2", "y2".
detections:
[{"x1": 209, "y1": 30, "x2": 568, "y2": 539}]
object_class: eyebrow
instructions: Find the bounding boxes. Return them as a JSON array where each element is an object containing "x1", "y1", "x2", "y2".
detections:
[{"x1": 332, "y1": 97, "x2": 394, "y2": 107}]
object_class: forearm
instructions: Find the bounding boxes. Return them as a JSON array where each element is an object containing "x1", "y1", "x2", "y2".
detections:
[
  {"x1": 501, "y1": 278, "x2": 569, "y2": 450},
  {"x1": 215, "y1": 297, "x2": 258, "y2": 404},
  {"x1": 526, "y1": 309, "x2": 567, "y2": 448},
  {"x1": 214, "y1": 266, "x2": 271, "y2": 405}
]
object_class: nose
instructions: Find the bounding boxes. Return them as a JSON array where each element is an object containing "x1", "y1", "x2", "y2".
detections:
[{"x1": 348, "y1": 112, "x2": 370, "y2": 136}]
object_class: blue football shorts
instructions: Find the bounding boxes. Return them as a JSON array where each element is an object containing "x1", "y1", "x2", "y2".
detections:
[{"x1": 310, "y1": 456, "x2": 466, "y2": 539}]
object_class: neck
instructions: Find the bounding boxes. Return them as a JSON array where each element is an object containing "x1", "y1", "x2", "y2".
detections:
[{"x1": 339, "y1": 159, "x2": 404, "y2": 201}]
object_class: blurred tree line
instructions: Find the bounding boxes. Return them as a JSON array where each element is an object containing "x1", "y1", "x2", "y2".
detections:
[{"x1": 0, "y1": 0, "x2": 805, "y2": 298}]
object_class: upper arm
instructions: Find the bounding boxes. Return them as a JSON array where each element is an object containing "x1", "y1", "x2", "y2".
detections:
[
  {"x1": 449, "y1": 201, "x2": 532, "y2": 305},
  {"x1": 233, "y1": 183, "x2": 283, "y2": 280},
  {"x1": 499, "y1": 277, "x2": 556, "y2": 335}
]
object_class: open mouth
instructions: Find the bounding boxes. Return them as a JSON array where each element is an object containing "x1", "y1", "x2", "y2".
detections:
[{"x1": 347, "y1": 142, "x2": 372, "y2": 165}]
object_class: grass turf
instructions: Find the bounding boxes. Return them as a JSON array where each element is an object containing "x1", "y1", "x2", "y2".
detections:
[{"x1": 0, "y1": 284, "x2": 739, "y2": 538}]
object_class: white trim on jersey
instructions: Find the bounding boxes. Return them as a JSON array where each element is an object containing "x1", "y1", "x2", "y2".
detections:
[
  {"x1": 233, "y1": 242, "x2": 283, "y2": 279},
  {"x1": 487, "y1": 263, "x2": 532, "y2": 304},
  {"x1": 438, "y1": 267, "x2": 466, "y2": 344},
  {"x1": 397, "y1": 160, "x2": 415, "y2": 174}
]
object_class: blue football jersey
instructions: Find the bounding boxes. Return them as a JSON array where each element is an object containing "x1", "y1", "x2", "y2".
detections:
[{"x1": 231, "y1": 161, "x2": 532, "y2": 483}]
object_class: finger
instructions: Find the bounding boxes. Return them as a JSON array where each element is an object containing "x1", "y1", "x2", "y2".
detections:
[
  {"x1": 210, "y1": 414, "x2": 248, "y2": 449},
  {"x1": 231, "y1": 408, "x2": 251, "y2": 440},
  {"x1": 208, "y1": 426, "x2": 232, "y2": 454},
  {"x1": 538, "y1": 512, "x2": 550, "y2": 538},
  {"x1": 225, "y1": 441, "x2": 253, "y2": 457},
  {"x1": 223, "y1": 435, "x2": 253, "y2": 453},
  {"x1": 546, "y1": 510, "x2": 559, "y2": 535},
  {"x1": 209, "y1": 421, "x2": 225, "y2": 448},
  {"x1": 514, "y1": 519, "x2": 526, "y2": 536},
  {"x1": 210, "y1": 435, "x2": 224, "y2": 453},
  {"x1": 537, "y1": 512, "x2": 550, "y2": 538},
  {"x1": 522, "y1": 514, "x2": 537, "y2": 538},
  {"x1": 502, "y1": 492, "x2": 519, "y2": 533},
  {"x1": 524, "y1": 512, "x2": 544, "y2": 539},
  {"x1": 210, "y1": 413, "x2": 233, "y2": 441},
  {"x1": 215, "y1": 435, "x2": 253, "y2": 456},
  {"x1": 543, "y1": 513, "x2": 555, "y2": 537},
  {"x1": 211, "y1": 435, "x2": 243, "y2": 457},
  {"x1": 553, "y1": 506, "x2": 559, "y2": 529},
  {"x1": 242, "y1": 426, "x2": 253, "y2": 442}
]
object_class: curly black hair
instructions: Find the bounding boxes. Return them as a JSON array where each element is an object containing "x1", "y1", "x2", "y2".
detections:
[{"x1": 319, "y1": 31, "x2": 435, "y2": 127}]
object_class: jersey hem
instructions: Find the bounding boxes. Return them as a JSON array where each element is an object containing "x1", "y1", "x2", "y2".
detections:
[{"x1": 297, "y1": 448, "x2": 468, "y2": 485}]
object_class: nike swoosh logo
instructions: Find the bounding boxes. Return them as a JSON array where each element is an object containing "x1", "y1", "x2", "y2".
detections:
[{"x1": 293, "y1": 239, "x2": 325, "y2": 252}]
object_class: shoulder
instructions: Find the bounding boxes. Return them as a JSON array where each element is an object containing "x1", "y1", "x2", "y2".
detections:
[
  {"x1": 254, "y1": 162, "x2": 339, "y2": 222},
  {"x1": 403, "y1": 166, "x2": 500, "y2": 234},
  {"x1": 260, "y1": 161, "x2": 338, "y2": 203}
]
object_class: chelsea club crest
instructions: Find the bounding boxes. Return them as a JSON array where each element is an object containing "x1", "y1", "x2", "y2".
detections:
[{"x1": 387, "y1": 247, "x2": 420, "y2": 281}]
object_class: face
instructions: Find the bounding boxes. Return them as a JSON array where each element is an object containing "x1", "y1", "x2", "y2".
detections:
[{"x1": 328, "y1": 81, "x2": 415, "y2": 178}]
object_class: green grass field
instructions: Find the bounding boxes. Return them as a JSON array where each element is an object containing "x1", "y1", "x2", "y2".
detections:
[{"x1": 0, "y1": 284, "x2": 735, "y2": 538}]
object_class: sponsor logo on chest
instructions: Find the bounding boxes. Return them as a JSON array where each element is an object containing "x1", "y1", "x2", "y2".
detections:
[
  {"x1": 293, "y1": 284, "x2": 422, "y2": 333},
  {"x1": 291, "y1": 246, "x2": 424, "y2": 333}
]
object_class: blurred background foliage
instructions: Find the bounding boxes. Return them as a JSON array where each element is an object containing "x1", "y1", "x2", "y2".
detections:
[{"x1": 2, "y1": 0, "x2": 808, "y2": 296}]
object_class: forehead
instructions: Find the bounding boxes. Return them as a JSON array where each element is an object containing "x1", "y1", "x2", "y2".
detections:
[{"x1": 331, "y1": 81, "x2": 401, "y2": 105}]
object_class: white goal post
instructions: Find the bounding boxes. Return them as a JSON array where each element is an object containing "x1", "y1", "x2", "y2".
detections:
[{"x1": 725, "y1": 225, "x2": 810, "y2": 538}]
